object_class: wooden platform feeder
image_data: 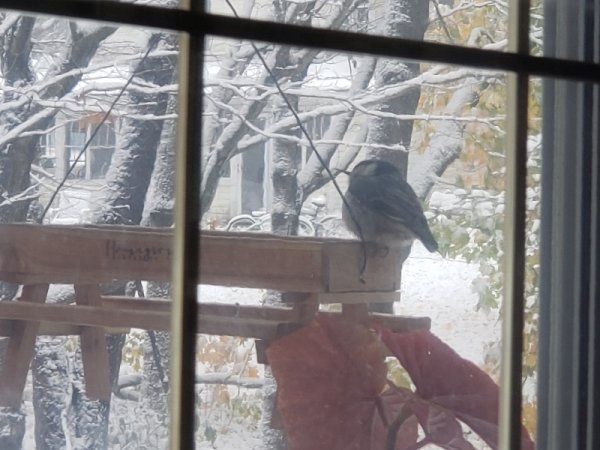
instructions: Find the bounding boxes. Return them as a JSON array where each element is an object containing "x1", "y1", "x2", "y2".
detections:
[{"x1": 0, "y1": 224, "x2": 430, "y2": 407}]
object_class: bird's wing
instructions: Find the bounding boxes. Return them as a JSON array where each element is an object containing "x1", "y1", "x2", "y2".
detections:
[{"x1": 369, "y1": 177, "x2": 425, "y2": 224}]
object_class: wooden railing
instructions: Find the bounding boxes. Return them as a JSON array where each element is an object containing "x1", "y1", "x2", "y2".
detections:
[{"x1": 0, "y1": 224, "x2": 429, "y2": 407}]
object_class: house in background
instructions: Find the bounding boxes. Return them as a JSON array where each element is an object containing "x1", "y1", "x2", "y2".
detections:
[{"x1": 39, "y1": 112, "x2": 117, "y2": 181}]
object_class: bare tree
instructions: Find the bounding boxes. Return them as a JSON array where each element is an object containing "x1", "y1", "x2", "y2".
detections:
[{"x1": 0, "y1": 16, "x2": 116, "y2": 447}]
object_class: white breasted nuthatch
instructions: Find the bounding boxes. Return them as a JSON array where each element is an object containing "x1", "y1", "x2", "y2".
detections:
[{"x1": 342, "y1": 159, "x2": 439, "y2": 252}]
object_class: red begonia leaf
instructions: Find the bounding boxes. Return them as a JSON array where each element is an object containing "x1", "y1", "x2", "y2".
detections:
[
  {"x1": 375, "y1": 382, "x2": 477, "y2": 450},
  {"x1": 371, "y1": 388, "x2": 420, "y2": 450},
  {"x1": 266, "y1": 315, "x2": 418, "y2": 450},
  {"x1": 407, "y1": 393, "x2": 478, "y2": 450},
  {"x1": 376, "y1": 326, "x2": 534, "y2": 450}
]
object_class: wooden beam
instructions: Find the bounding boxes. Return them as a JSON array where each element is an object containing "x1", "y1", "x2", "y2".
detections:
[
  {"x1": 74, "y1": 285, "x2": 111, "y2": 401},
  {"x1": 0, "y1": 284, "x2": 48, "y2": 407},
  {"x1": 0, "y1": 299, "x2": 430, "y2": 337},
  {"x1": 200, "y1": 232, "x2": 326, "y2": 291},
  {"x1": 0, "y1": 300, "x2": 169, "y2": 330},
  {"x1": 367, "y1": 313, "x2": 431, "y2": 333},
  {"x1": 281, "y1": 291, "x2": 400, "y2": 304},
  {"x1": 0, "y1": 225, "x2": 401, "y2": 293},
  {"x1": 0, "y1": 321, "x2": 129, "y2": 337},
  {"x1": 0, "y1": 225, "x2": 173, "y2": 284},
  {"x1": 0, "y1": 299, "x2": 297, "y2": 339},
  {"x1": 324, "y1": 243, "x2": 403, "y2": 292}
]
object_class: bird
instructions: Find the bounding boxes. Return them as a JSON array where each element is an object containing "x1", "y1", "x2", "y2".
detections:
[{"x1": 342, "y1": 159, "x2": 439, "y2": 253}]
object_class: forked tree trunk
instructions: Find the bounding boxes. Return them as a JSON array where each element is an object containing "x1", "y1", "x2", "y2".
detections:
[{"x1": 138, "y1": 95, "x2": 177, "y2": 445}]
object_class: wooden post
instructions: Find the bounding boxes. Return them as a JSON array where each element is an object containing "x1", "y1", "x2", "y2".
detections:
[
  {"x1": 74, "y1": 284, "x2": 111, "y2": 401},
  {"x1": 0, "y1": 284, "x2": 49, "y2": 407}
]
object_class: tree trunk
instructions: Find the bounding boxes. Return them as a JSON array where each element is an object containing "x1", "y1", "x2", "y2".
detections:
[
  {"x1": 364, "y1": 0, "x2": 429, "y2": 172},
  {"x1": 65, "y1": 346, "x2": 110, "y2": 450},
  {"x1": 138, "y1": 94, "x2": 177, "y2": 444},
  {"x1": 298, "y1": 56, "x2": 377, "y2": 197},
  {"x1": 96, "y1": 33, "x2": 176, "y2": 225},
  {"x1": 200, "y1": 0, "x2": 359, "y2": 217},
  {"x1": 0, "y1": 407, "x2": 25, "y2": 450},
  {"x1": 65, "y1": 32, "x2": 177, "y2": 450},
  {"x1": 409, "y1": 81, "x2": 481, "y2": 199},
  {"x1": 362, "y1": 0, "x2": 429, "y2": 314},
  {"x1": 0, "y1": 21, "x2": 115, "y2": 224},
  {"x1": 271, "y1": 101, "x2": 303, "y2": 236},
  {"x1": 32, "y1": 337, "x2": 69, "y2": 450}
]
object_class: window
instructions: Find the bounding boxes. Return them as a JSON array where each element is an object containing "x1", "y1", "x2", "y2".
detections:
[
  {"x1": 39, "y1": 120, "x2": 57, "y2": 172},
  {"x1": 0, "y1": 1, "x2": 598, "y2": 450},
  {"x1": 89, "y1": 122, "x2": 116, "y2": 179},
  {"x1": 65, "y1": 121, "x2": 88, "y2": 178},
  {"x1": 301, "y1": 115, "x2": 331, "y2": 163},
  {"x1": 64, "y1": 119, "x2": 117, "y2": 179}
]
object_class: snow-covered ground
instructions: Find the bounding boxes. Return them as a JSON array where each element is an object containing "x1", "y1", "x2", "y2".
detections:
[{"x1": 399, "y1": 242, "x2": 500, "y2": 368}]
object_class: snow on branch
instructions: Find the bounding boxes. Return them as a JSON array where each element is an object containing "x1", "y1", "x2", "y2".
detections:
[
  {"x1": 0, "y1": 108, "x2": 56, "y2": 148},
  {"x1": 236, "y1": 67, "x2": 475, "y2": 152},
  {"x1": 409, "y1": 79, "x2": 484, "y2": 199},
  {"x1": 0, "y1": 184, "x2": 40, "y2": 208},
  {"x1": 196, "y1": 373, "x2": 265, "y2": 389},
  {"x1": 215, "y1": 85, "x2": 502, "y2": 153},
  {"x1": 0, "y1": 13, "x2": 20, "y2": 37},
  {"x1": 25, "y1": 49, "x2": 177, "y2": 97}
]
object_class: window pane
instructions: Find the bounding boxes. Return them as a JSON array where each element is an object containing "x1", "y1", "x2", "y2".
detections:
[
  {"x1": 203, "y1": 35, "x2": 537, "y2": 448},
  {"x1": 0, "y1": 12, "x2": 178, "y2": 448},
  {"x1": 209, "y1": 0, "x2": 516, "y2": 51},
  {"x1": 522, "y1": 77, "x2": 542, "y2": 445}
]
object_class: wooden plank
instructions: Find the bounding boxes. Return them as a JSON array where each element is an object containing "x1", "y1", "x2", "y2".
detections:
[
  {"x1": 200, "y1": 233, "x2": 326, "y2": 291},
  {"x1": 0, "y1": 284, "x2": 49, "y2": 407},
  {"x1": 282, "y1": 291, "x2": 400, "y2": 304},
  {"x1": 101, "y1": 296, "x2": 297, "y2": 324},
  {"x1": 0, "y1": 224, "x2": 172, "y2": 284},
  {"x1": 0, "y1": 299, "x2": 298, "y2": 338},
  {"x1": 0, "y1": 297, "x2": 430, "y2": 338},
  {"x1": 101, "y1": 296, "x2": 171, "y2": 312},
  {"x1": 369, "y1": 313, "x2": 431, "y2": 332},
  {"x1": 0, "y1": 300, "x2": 169, "y2": 330},
  {"x1": 0, "y1": 225, "x2": 400, "y2": 293},
  {"x1": 325, "y1": 243, "x2": 403, "y2": 292},
  {"x1": 74, "y1": 285, "x2": 111, "y2": 401},
  {"x1": 0, "y1": 321, "x2": 129, "y2": 337}
]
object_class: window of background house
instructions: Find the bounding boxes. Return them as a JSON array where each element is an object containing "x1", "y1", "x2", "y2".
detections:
[
  {"x1": 66, "y1": 121, "x2": 88, "y2": 179},
  {"x1": 38, "y1": 121, "x2": 57, "y2": 173},
  {"x1": 89, "y1": 122, "x2": 116, "y2": 179}
]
